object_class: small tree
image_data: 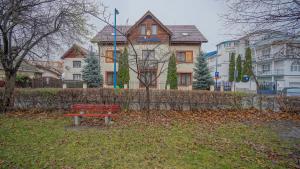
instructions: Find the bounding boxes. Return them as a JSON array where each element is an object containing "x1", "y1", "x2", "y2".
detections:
[
  {"x1": 193, "y1": 52, "x2": 213, "y2": 90},
  {"x1": 243, "y1": 47, "x2": 253, "y2": 78},
  {"x1": 117, "y1": 48, "x2": 130, "y2": 88},
  {"x1": 166, "y1": 53, "x2": 178, "y2": 89},
  {"x1": 236, "y1": 54, "x2": 242, "y2": 82},
  {"x1": 82, "y1": 54, "x2": 103, "y2": 88},
  {"x1": 229, "y1": 53, "x2": 236, "y2": 82}
]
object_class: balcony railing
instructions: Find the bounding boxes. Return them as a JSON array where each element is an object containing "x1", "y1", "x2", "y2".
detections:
[
  {"x1": 257, "y1": 69, "x2": 285, "y2": 76},
  {"x1": 138, "y1": 59, "x2": 159, "y2": 70}
]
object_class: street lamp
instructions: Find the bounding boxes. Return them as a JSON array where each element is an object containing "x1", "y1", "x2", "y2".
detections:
[{"x1": 113, "y1": 8, "x2": 119, "y2": 89}]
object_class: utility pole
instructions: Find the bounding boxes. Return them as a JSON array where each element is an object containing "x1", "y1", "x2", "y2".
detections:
[
  {"x1": 113, "y1": 8, "x2": 119, "y2": 89},
  {"x1": 215, "y1": 56, "x2": 218, "y2": 91}
]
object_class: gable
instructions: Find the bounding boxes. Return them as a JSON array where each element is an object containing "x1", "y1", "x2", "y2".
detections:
[
  {"x1": 126, "y1": 11, "x2": 172, "y2": 44},
  {"x1": 61, "y1": 44, "x2": 88, "y2": 59}
]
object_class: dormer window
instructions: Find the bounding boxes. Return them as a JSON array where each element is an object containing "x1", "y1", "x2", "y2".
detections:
[
  {"x1": 140, "y1": 24, "x2": 146, "y2": 35},
  {"x1": 152, "y1": 25, "x2": 157, "y2": 35}
]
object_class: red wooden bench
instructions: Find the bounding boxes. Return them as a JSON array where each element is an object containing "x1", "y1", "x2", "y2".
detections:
[{"x1": 64, "y1": 104, "x2": 120, "y2": 125}]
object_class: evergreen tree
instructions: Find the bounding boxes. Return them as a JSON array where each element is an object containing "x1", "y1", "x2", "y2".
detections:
[
  {"x1": 243, "y1": 47, "x2": 253, "y2": 78},
  {"x1": 192, "y1": 51, "x2": 213, "y2": 90},
  {"x1": 117, "y1": 48, "x2": 130, "y2": 88},
  {"x1": 236, "y1": 54, "x2": 242, "y2": 82},
  {"x1": 82, "y1": 53, "x2": 103, "y2": 88},
  {"x1": 166, "y1": 53, "x2": 178, "y2": 89},
  {"x1": 228, "y1": 53, "x2": 236, "y2": 82}
]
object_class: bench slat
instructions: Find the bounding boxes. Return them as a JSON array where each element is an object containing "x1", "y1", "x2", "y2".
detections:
[
  {"x1": 71, "y1": 104, "x2": 120, "y2": 112},
  {"x1": 64, "y1": 114, "x2": 116, "y2": 118}
]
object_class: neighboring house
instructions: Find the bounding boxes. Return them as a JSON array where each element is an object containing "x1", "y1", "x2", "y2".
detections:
[
  {"x1": 61, "y1": 44, "x2": 88, "y2": 81},
  {"x1": 91, "y1": 11, "x2": 208, "y2": 90},
  {"x1": 0, "y1": 61, "x2": 42, "y2": 80},
  {"x1": 29, "y1": 60, "x2": 63, "y2": 79},
  {"x1": 252, "y1": 33, "x2": 300, "y2": 89},
  {"x1": 205, "y1": 38, "x2": 249, "y2": 82}
]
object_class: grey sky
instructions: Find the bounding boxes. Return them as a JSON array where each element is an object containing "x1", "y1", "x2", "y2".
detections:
[{"x1": 89, "y1": 0, "x2": 229, "y2": 53}]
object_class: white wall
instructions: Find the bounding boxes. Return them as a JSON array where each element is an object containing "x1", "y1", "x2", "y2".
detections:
[{"x1": 63, "y1": 58, "x2": 85, "y2": 80}]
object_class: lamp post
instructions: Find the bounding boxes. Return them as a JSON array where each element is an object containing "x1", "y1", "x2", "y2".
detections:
[{"x1": 113, "y1": 8, "x2": 119, "y2": 89}]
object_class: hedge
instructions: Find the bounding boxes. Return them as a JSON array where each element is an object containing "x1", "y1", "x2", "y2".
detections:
[{"x1": 0, "y1": 88, "x2": 298, "y2": 112}]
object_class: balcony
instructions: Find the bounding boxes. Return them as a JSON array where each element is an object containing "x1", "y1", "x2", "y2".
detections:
[
  {"x1": 138, "y1": 59, "x2": 158, "y2": 70},
  {"x1": 137, "y1": 35, "x2": 160, "y2": 43},
  {"x1": 257, "y1": 69, "x2": 285, "y2": 76}
]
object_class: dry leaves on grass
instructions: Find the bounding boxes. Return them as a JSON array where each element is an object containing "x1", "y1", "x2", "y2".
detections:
[{"x1": 4, "y1": 109, "x2": 300, "y2": 127}]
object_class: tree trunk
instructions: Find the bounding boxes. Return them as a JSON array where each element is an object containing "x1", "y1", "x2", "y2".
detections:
[
  {"x1": 1, "y1": 71, "x2": 16, "y2": 113},
  {"x1": 145, "y1": 86, "x2": 150, "y2": 119}
]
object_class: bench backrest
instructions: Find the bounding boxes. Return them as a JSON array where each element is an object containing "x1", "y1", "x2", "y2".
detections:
[{"x1": 71, "y1": 104, "x2": 121, "y2": 112}]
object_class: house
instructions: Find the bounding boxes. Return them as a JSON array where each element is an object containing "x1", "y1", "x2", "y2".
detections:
[
  {"x1": 91, "y1": 11, "x2": 208, "y2": 90},
  {"x1": 252, "y1": 33, "x2": 300, "y2": 89},
  {"x1": 205, "y1": 37, "x2": 249, "y2": 82},
  {"x1": 28, "y1": 60, "x2": 63, "y2": 79},
  {"x1": 0, "y1": 61, "x2": 42, "y2": 80},
  {"x1": 61, "y1": 44, "x2": 89, "y2": 81}
]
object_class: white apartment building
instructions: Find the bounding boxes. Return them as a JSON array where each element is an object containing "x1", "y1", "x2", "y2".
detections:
[
  {"x1": 91, "y1": 11, "x2": 208, "y2": 90},
  {"x1": 253, "y1": 33, "x2": 300, "y2": 89},
  {"x1": 206, "y1": 38, "x2": 249, "y2": 82}
]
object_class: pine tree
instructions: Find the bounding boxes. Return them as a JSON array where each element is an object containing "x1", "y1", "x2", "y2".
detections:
[
  {"x1": 229, "y1": 53, "x2": 235, "y2": 82},
  {"x1": 243, "y1": 47, "x2": 253, "y2": 78},
  {"x1": 166, "y1": 53, "x2": 178, "y2": 89},
  {"x1": 236, "y1": 54, "x2": 242, "y2": 82},
  {"x1": 193, "y1": 51, "x2": 213, "y2": 90},
  {"x1": 117, "y1": 48, "x2": 130, "y2": 88},
  {"x1": 82, "y1": 53, "x2": 103, "y2": 88}
]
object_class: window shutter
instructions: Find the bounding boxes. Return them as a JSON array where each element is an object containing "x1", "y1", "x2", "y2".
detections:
[
  {"x1": 186, "y1": 51, "x2": 193, "y2": 62},
  {"x1": 106, "y1": 51, "x2": 113, "y2": 63}
]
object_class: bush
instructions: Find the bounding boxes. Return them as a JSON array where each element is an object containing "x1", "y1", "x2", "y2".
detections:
[
  {"x1": 277, "y1": 96, "x2": 300, "y2": 113},
  {"x1": 16, "y1": 75, "x2": 32, "y2": 88},
  {"x1": 0, "y1": 88, "x2": 272, "y2": 111}
]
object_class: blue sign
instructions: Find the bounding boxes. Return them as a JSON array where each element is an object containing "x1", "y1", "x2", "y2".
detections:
[
  {"x1": 242, "y1": 75, "x2": 250, "y2": 82},
  {"x1": 215, "y1": 72, "x2": 219, "y2": 78}
]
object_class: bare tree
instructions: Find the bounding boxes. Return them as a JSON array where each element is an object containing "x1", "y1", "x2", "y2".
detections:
[
  {"x1": 223, "y1": 0, "x2": 300, "y2": 38},
  {"x1": 0, "y1": 0, "x2": 104, "y2": 112}
]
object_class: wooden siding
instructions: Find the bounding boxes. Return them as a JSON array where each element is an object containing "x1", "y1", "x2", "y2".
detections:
[{"x1": 127, "y1": 17, "x2": 170, "y2": 44}]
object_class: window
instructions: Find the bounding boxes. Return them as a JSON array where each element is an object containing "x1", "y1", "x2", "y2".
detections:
[
  {"x1": 287, "y1": 45, "x2": 300, "y2": 57},
  {"x1": 140, "y1": 71, "x2": 157, "y2": 87},
  {"x1": 73, "y1": 74, "x2": 81, "y2": 80},
  {"x1": 176, "y1": 51, "x2": 193, "y2": 63},
  {"x1": 178, "y1": 73, "x2": 192, "y2": 86},
  {"x1": 106, "y1": 50, "x2": 121, "y2": 63},
  {"x1": 73, "y1": 61, "x2": 81, "y2": 68},
  {"x1": 151, "y1": 25, "x2": 157, "y2": 35},
  {"x1": 234, "y1": 41, "x2": 239, "y2": 46},
  {"x1": 142, "y1": 50, "x2": 155, "y2": 60},
  {"x1": 262, "y1": 47, "x2": 271, "y2": 58},
  {"x1": 106, "y1": 72, "x2": 114, "y2": 85},
  {"x1": 224, "y1": 42, "x2": 230, "y2": 47},
  {"x1": 262, "y1": 64, "x2": 270, "y2": 73},
  {"x1": 291, "y1": 60, "x2": 300, "y2": 72},
  {"x1": 140, "y1": 24, "x2": 146, "y2": 35}
]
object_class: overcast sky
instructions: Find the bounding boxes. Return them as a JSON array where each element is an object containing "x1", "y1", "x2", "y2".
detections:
[{"x1": 87, "y1": 0, "x2": 231, "y2": 53}]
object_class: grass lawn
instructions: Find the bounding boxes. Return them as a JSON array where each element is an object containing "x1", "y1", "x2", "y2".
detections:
[{"x1": 0, "y1": 111, "x2": 299, "y2": 169}]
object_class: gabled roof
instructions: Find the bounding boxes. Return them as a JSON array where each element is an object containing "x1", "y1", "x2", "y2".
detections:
[
  {"x1": 0, "y1": 61, "x2": 42, "y2": 73},
  {"x1": 91, "y1": 11, "x2": 208, "y2": 44},
  {"x1": 126, "y1": 11, "x2": 173, "y2": 36},
  {"x1": 61, "y1": 44, "x2": 88, "y2": 59}
]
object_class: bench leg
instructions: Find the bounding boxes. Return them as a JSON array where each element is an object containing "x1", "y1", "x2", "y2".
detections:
[
  {"x1": 74, "y1": 116, "x2": 80, "y2": 126},
  {"x1": 105, "y1": 112, "x2": 112, "y2": 125}
]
